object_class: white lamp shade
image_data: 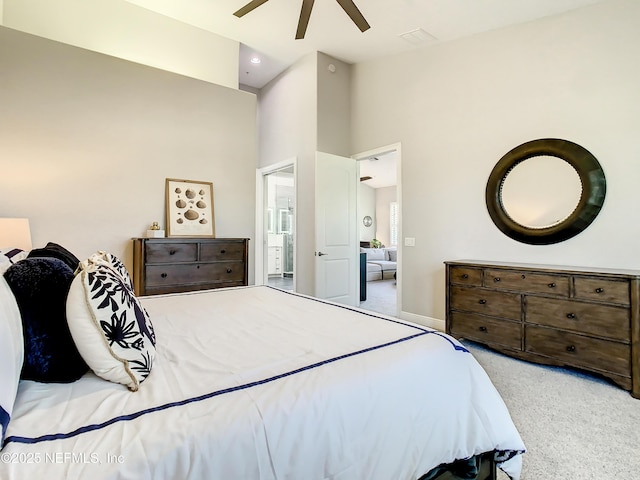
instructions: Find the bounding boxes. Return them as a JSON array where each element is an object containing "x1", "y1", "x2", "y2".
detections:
[{"x1": 0, "y1": 218, "x2": 33, "y2": 251}]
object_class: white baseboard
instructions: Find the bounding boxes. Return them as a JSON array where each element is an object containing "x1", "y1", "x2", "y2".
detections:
[{"x1": 399, "y1": 311, "x2": 445, "y2": 332}]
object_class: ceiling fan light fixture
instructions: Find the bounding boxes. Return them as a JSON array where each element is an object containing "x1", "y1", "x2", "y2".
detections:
[
  {"x1": 295, "y1": 0, "x2": 315, "y2": 40},
  {"x1": 233, "y1": 0, "x2": 269, "y2": 18},
  {"x1": 335, "y1": 0, "x2": 370, "y2": 33},
  {"x1": 234, "y1": 0, "x2": 369, "y2": 40}
]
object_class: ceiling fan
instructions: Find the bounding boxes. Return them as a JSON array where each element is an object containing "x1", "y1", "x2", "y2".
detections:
[{"x1": 233, "y1": 0, "x2": 370, "y2": 40}]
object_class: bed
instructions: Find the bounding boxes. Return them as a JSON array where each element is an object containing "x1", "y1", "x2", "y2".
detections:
[{"x1": 1, "y1": 247, "x2": 524, "y2": 480}]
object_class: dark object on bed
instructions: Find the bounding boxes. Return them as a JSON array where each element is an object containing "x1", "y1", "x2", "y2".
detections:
[
  {"x1": 27, "y1": 242, "x2": 80, "y2": 271},
  {"x1": 420, "y1": 452, "x2": 496, "y2": 480},
  {"x1": 3, "y1": 257, "x2": 88, "y2": 382}
]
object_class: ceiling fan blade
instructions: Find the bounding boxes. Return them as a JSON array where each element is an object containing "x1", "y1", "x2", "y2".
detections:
[
  {"x1": 295, "y1": 0, "x2": 315, "y2": 39},
  {"x1": 233, "y1": 0, "x2": 270, "y2": 18},
  {"x1": 335, "y1": 0, "x2": 370, "y2": 32}
]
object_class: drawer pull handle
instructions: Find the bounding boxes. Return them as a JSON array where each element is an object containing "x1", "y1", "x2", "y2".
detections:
[
  {"x1": 566, "y1": 313, "x2": 576, "y2": 319},
  {"x1": 169, "y1": 250, "x2": 176, "y2": 255},
  {"x1": 479, "y1": 326, "x2": 488, "y2": 332},
  {"x1": 566, "y1": 345, "x2": 576, "y2": 353},
  {"x1": 226, "y1": 268, "x2": 232, "y2": 274},
  {"x1": 595, "y1": 287, "x2": 604, "y2": 294},
  {"x1": 521, "y1": 274, "x2": 526, "y2": 279},
  {"x1": 221, "y1": 249, "x2": 227, "y2": 254},
  {"x1": 479, "y1": 299, "x2": 487, "y2": 305},
  {"x1": 548, "y1": 283, "x2": 556, "y2": 288},
  {"x1": 161, "y1": 273, "x2": 168, "y2": 278},
  {"x1": 461, "y1": 274, "x2": 469, "y2": 279},
  {"x1": 493, "y1": 277, "x2": 501, "y2": 282}
]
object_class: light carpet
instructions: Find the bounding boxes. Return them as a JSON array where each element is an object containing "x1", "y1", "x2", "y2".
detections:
[
  {"x1": 359, "y1": 278, "x2": 397, "y2": 317},
  {"x1": 358, "y1": 280, "x2": 639, "y2": 480},
  {"x1": 466, "y1": 341, "x2": 640, "y2": 480}
]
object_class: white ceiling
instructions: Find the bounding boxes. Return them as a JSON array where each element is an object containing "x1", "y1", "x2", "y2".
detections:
[
  {"x1": 125, "y1": 0, "x2": 608, "y2": 89},
  {"x1": 359, "y1": 151, "x2": 397, "y2": 189}
]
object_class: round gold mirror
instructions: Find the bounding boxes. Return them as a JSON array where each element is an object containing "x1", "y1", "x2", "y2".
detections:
[{"x1": 486, "y1": 139, "x2": 606, "y2": 245}]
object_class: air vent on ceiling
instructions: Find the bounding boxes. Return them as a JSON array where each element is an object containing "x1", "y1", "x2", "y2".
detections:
[{"x1": 398, "y1": 28, "x2": 437, "y2": 45}]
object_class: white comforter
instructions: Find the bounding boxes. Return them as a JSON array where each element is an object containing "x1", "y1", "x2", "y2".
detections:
[{"x1": 1, "y1": 286, "x2": 524, "y2": 479}]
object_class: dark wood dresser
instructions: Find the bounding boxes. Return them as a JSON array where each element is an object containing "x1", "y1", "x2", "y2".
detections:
[
  {"x1": 133, "y1": 238, "x2": 248, "y2": 296},
  {"x1": 445, "y1": 260, "x2": 640, "y2": 398}
]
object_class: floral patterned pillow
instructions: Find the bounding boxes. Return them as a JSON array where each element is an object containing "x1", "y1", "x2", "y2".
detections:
[
  {"x1": 66, "y1": 254, "x2": 156, "y2": 391},
  {"x1": 79, "y1": 250, "x2": 134, "y2": 289}
]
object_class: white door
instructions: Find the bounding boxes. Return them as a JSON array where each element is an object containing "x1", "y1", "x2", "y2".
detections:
[{"x1": 315, "y1": 151, "x2": 358, "y2": 305}]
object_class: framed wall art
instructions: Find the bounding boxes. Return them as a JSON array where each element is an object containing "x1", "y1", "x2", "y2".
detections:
[{"x1": 165, "y1": 178, "x2": 215, "y2": 237}]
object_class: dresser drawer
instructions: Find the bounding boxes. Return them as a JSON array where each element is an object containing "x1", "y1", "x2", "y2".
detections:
[
  {"x1": 450, "y1": 286, "x2": 521, "y2": 320},
  {"x1": 200, "y1": 242, "x2": 246, "y2": 262},
  {"x1": 484, "y1": 269, "x2": 569, "y2": 297},
  {"x1": 449, "y1": 266, "x2": 482, "y2": 286},
  {"x1": 145, "y1": 242, "x2": 198, "y2": 263},
  {"x1": 133, "y1": 238, "x2": 249, "y2": 297},
  {"x1": 446, "y1": 260, "x2": 640, "y2": 398},
  {"x1": 449, "y1": 312, "x2": 522, "y2": 350},
  {"x1": 145, "y1": 262, "x2": 246, "y2": 287},
  {"x1": 526, "y1": 296, "x2": 630, "y2": 341},
  {"x1": 574, "y1": 277, "x2": 630, "y2": 306},
  {"x1": 525, "y1": 325, "x2": 631, "y2": 377}
]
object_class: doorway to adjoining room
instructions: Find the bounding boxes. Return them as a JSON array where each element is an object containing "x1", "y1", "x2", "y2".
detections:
[
  {"x1": 356, "y1": 146, "x2": 400, "y2": 317},
  {"x1": 264, "y1": 166, "x2": 295, "y2": 291}
]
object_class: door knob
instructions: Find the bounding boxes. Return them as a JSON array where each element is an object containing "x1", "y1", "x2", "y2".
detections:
[{"x1": 317, "y1": 251, "x2": 328, "y2": 256}]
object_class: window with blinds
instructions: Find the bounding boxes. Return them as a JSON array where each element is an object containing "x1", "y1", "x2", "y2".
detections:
[{"x1": 390, "y1": 202, "x2": 398, "y2": 246}]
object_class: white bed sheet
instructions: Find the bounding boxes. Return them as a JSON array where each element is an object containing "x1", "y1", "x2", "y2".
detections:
[{"x1": 1, "y1": 286, "x2": 524, "y2": 479}]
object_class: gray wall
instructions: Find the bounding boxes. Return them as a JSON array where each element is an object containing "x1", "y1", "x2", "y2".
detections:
[
  {"x1": 258, "y1": 53, "x2": 317, "y2": 295},
  {"x1": 317, "y1": 53, "x2": 351, "y2": 157},
  {"x1": 350, "y1": 0, "x2": 640, "y2": 322},
  {"x1": 258, "y1": 52, "x2": 352, "y2": 296},
  {"x1": 0, "y1": 27, "x2": 257, "y2": 277},
  {"x1": 2, "y1": 0, "x2": 239, "y2": 88}
]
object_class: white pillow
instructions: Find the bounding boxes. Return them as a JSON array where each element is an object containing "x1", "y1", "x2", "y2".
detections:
[
  {"x1": 361, "y1": 247, "x2": 385, "y2": 261},
  {"x1": 386, "y1": 248, "x2": 397, "y2": 262},
  {"x1": 66, "y1": 254, "x2": 156, "y2": 391},
  {"x1": 0, "y1": 277, "x2": 24, "y2": 446},
  {"x1": 0, "y1": 248, "x2": 28, "y2": 275}
]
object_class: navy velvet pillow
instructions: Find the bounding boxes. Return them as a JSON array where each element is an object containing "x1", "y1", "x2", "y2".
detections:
[
  {"x1": 3, "y1": 257, "x2": 88, "y2": 383},
  {"x1": 27, "y1": 242, "x2": 80, "y2": 271}
]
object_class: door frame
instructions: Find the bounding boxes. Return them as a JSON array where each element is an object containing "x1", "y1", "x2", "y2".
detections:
[
  {"x1": 255, "y1": 158, "x2": 297, "y2": 288},
  {"x1": 352, "y1": 142, "x2": 402, "y2": 316}
]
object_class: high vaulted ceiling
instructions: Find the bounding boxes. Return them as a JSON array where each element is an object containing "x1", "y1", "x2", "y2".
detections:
[{"x1": 125, "y1": 0, "x2": 609, "y2": 89}]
